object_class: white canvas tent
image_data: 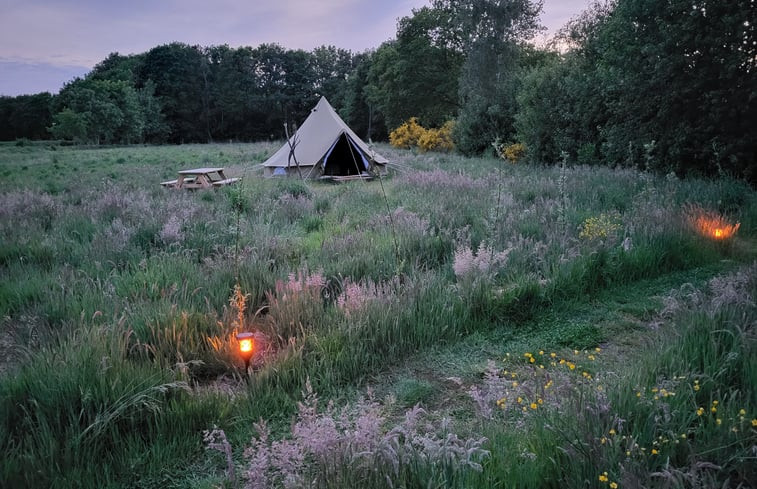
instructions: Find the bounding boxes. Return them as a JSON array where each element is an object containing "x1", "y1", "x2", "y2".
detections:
[{"x1": 262, "y1": 97, "x2": 388, "y2": 178}]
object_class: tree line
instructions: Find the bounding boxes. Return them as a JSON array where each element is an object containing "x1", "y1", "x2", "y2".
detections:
[{"x1": 1, "y1": 0, "x2": 754, "y2": 181}]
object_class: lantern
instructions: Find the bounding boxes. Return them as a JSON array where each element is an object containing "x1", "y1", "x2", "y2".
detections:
[{"x1": 236, "y1": 332, "x2": 255, "y2": 374}]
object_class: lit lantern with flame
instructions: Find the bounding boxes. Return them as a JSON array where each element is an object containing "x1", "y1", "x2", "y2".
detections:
[
  {"x1": 236, "y1": 332, "x2": 255, "y2": 373},
  {"x1": 687, "y1": 205, "x2": 740, "y2": 241}
]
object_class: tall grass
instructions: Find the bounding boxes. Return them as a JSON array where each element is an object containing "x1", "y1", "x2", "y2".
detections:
[{"x1": 0, "y1": 142, "x2": 755, "y2": 487}]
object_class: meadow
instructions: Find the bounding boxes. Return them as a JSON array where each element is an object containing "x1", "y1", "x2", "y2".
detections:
[{"x1": 0, "y1": 141, "x2": 755, "y2": 488}]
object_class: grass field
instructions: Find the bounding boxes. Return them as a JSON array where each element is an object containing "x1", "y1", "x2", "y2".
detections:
[{"x1": 1, "y1": 141, "x2": 755, "y2": 488}]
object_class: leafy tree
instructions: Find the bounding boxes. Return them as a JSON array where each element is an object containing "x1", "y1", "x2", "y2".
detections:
[
  {"x1": 311, "y1": 45, "x2": 355, "y2": 111},
  {"x1": 367, "y1": 5, "x2": 464, "y2": 131},
  {"x1": 342, "y1": 51, "x2": 387, "y2": 141},
  {"x1": 136, "y1": 43, "x2": 210, "y2": 142},
  {"x1": 439, "y1": 0, "x2": 543, "y2": 154},
  {"x1": 0, "y1": 93, "x2": 53, "y2": 140},
  {"x1": 48, "y1": 107, "x2": 88, "y2": 142}
]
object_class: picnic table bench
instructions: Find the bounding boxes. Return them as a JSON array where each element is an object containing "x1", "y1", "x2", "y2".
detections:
[{"x1": 161, "y1": 167, "x2": 240, "y2": 189}]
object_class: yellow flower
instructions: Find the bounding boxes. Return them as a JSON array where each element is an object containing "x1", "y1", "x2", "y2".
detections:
[
  {"x1": 588, "y1": 354, "x2": 596, "y2": 361},
  {"x1": 529, "y1": 357, "x2": 535, "y2": 363},
  {"x1": 517, "y1": 397, "x2": 523, "y2": 404},
  {"x1": 716, "y1": 418, "x2": 722, "y2": 425},
  {"x1": 595, "y1": 347, "x2": 601, "y2": 352},
  {"x1": 601, "y1": 437, "x2": 607, "y2": 445},
  {"x1": 568, "y1": 363, "x2": 576, "y2": 370},
  {"x1": 636, "y1": 392, "x2": 642, "y2": 398},
  {"x1": 625, "y1": 450, "x2": 631, "y2": 456},
  {"x1": 697, "y1": 407, "x2": 704, "y2": 416},
  {"x1": 599, "y1": 472, "x2": 609, "y2": 482},
  {"x1": 752, "y1": 419, "x2": 757, "y2": 427},
  {"x1": 651, "y1": 449, "x2": 659, "y2": 455},
  {"x1": 550, "y1": 352, "x2": 556, "y2": 358},
  {"x1": 530, "y1": 403, "x2": 538, "y2": 410},
  {"x1": 711, "y1": 406, "x2": 717, "y2": 413},
  {"x1": 680, "y1": 433, "x2": 687, "y2": 439},
  {"x1": 609, "y1": 429, "x2": 616, "y2": 435},
  {"x1": 537, "y1": 398, "x2": 544, "y2": 405},
  {"x1": 693, "y1": 384, "x2": 700, "y2": 391},
  {"x1": 738, "y1": 409, "x2": 746, "y2": 416},
  {"x1": 539, "y1": 350, "x2": 544, "y2": 355},
  {"x1": 610, "y1": 483, "x2": 618, "y2": 489},
  {"x1": 712, "y1": 400, "x2": 719, "y2": 406},
  {"x1": 512, "y1": 381, "x2": 519, "y2": 387},
  {"x1": 524, "y1": 352, "x2": 532, "y2": 358}
]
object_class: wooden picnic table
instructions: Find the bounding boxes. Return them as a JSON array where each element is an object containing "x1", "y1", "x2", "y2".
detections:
[{"x1": 160, "y1": 167, "x2": 240, "y2": 189}]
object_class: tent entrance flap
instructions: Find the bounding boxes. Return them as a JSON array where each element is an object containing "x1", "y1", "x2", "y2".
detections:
[{"x1": 322, "y1": 133, "x2": 370, "y2": 176}]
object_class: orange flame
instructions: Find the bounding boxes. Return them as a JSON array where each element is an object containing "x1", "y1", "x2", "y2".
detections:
[
  {"x1": 239, "y1": 338, "x2": 254, "y2": 353},
  {"x1": 687, "y1": 205, "x2": 740, "y2": 241}
]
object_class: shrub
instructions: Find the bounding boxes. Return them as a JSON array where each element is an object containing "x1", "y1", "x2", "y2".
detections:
[
  {"x1": 390, "y1": 118, "x2": 455, "y2": 153},
  {"x1": 417, "y1": 120, "x2": 455, "y2": 153},
  {"x1": 389, "y1": 117, "x2": 425, "y2": 149},
  {"x1": 493, "y1": 141, "x2": 527, "y2": 163}
]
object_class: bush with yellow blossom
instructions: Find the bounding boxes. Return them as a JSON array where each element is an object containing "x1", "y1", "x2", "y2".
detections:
[{"x1": 390, "y1": 118, "x2": 455, "y2": 153}]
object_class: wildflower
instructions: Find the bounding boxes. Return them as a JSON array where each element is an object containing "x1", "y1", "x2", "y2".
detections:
[
  {"x1": 568, "y1": 362, "x2": 576, "y2": 370},
  {"x1": 539, "y1": 350, "x2": 544, "y2": 355},
  {"x1": 696, "y1": 407, "x2": 705, "y2": 416},
  {"x1": 588, "y1": 354, "x2": 596, "y2": 361},
  {"x1": 530, "y1": 403, "x2": 538, "y2": 410},
  {"x1": 574, "y1": 350, "x2": 579, "y2": 355},
  {"x1": 609, "y1": 429, "x2": 616, "y2": 436},
  {"x1": 595, "y1": 347, "x2": 601, "y2": 353},
  {"x1": 529, "y1": 357, "x2": 535, "y2": 364},
  {"x1": 716, "y1": 418, "x2": 722, "y2": 425},
  {"x1": 711, "y1": 406, "x2": 717, "y2": 413},
  {"x1": 738, "y1": 409, "x2": 746, "y2": 416},
  {"x1": 712, "y1": 400, "x2": 719, "y2": 406},
  {"x1": 625, "y1": 450, "x2": 631, "y2": 456},
  {"x1": 517, "y1": 397, "x2": 523, "y2": 404},
  {"x1": 512, "y1": 381, "x2": 519, "y2": 387},
  {"x1": 599, "y1": 472, "x2": 609, "y2": 482},
  {"x1": 680, "y1": 433, "x2": 687, "y2": 439},
  {"x1": 537, "y1": 398, "x2": 544, "y2": 405},
  {"x1": 610, "y1": 483, "x2": 618, "y2": 489},
  {"x1": 601, "y1": 437, "x2": 607, "y2": 445},
  {"x1": 694, "y1": 384, "x2": 700, "y2": 391},
  {"x1": 550, "y1": 352, "x2": 556, "y2": 358},
  {"x1": 752, "y1": 419, "x2": 757, "y2": 427},
  {"x1": 636, "y1": 392, "x2": 642, "y2": 398}
]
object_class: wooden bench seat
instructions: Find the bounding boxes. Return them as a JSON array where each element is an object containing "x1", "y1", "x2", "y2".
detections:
[
  {"x1": 212, "y1": 177, "x2": 241, "y2": 186},
  {"x1": 160, "y1": 177, "x2": 196, "y2": 188}
]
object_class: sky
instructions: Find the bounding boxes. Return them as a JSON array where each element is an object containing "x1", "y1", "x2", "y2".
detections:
[{"x1": 0, "y1": 0, "x2": 591, "y2": 97}]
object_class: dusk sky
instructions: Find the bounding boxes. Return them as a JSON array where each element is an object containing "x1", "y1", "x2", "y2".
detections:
[{"x1": 0, "y1": 0, "x2": 591, "y2": 97}]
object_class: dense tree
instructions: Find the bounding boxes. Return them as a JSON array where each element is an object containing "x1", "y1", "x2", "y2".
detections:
[
  {"x1": 517, "y1": 0, "x2": 756, "y2": 181},
  {"x1": 136, "y1": 43, "x2": 210, "y2": 143},
  {"x1": 439, "y1": 0, "x2": 544, "y2": 154},
  {"x1": 367, "y1": 5, "x2": 464, "y2": 130},
  {"x1": 0, "y1": 93, "x2": 53, "y2": 140},
  {"x1": 342, "y1": 51, "x2": 387, "y2": 141}
]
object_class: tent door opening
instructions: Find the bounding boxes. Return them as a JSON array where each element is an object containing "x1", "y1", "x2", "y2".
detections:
[{"x1": 322, "y1": 133, "x2": 369, "y2": 176}]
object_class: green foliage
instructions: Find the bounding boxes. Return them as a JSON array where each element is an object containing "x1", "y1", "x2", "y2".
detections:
[{"x1": 0, "y1": 142, "x2": 755, "y2": 487}]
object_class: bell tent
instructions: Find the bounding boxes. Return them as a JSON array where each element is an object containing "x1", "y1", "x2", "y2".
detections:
[{"x1": 262, "y1": 97, "x2": 388, "y2": 179}]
